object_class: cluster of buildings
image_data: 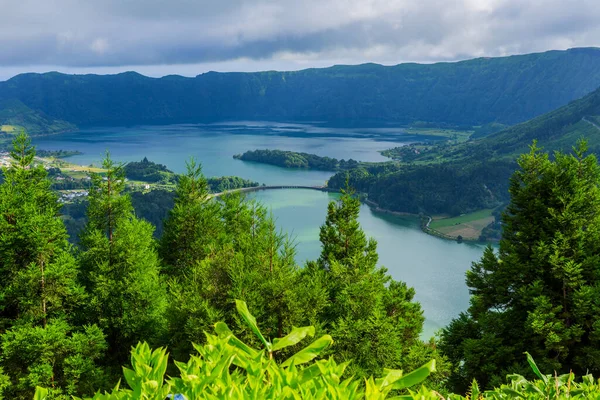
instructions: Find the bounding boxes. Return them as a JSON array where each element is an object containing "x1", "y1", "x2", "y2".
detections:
[
  {"x1": 0, "y1": 151, "x2": 11, "y2": 167},
  {"x1": 58, "y1": 191, "x2": 88, "y2": 203}
]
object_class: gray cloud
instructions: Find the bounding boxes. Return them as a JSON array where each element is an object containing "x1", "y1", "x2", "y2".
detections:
[{"x1": 1, "y1": 0, "x2": 600, "y2": 74}]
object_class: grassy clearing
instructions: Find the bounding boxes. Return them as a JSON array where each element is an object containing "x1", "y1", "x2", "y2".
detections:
[
  {"x1": 429, "y1": 209, "x2": 495, "y2": 240},
  {"x1": 0, "y1": 125, "x2": 18, "y2": 133},
  {"x1": 404, "y1": 127, "x2": 473, "y2": 143}
]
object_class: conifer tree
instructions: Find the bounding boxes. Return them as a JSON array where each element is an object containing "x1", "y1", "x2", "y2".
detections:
[
  {"x1": 441, "y1": 141, "x2": 600, "y2": 392},
  {"x1": 160, "y1": 160, "x2": 224, "y2": 359},
  {"x1": 0, "y1": 132, "x2": 106, "y2": 398},
  {"x1": 159, "y1": 159, "x2": 223, "y2": 277},
  {"x1": 79, "y1": 153, "x2": 166, "y2": 367},
  {"x1": 161, "y1": 171, "x2": 320, "y2": 359},
  {"x1": 308, "y1": 188, "x2": 427, "y2": 377}
]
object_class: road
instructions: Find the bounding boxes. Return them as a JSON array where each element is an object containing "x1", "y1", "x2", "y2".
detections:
[{"x1": 582, "y1": 117, "x2": 600, "y2": 132}]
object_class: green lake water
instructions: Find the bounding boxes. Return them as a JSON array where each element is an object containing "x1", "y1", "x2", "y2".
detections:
[{"x1": 33, "y1": 122, "x2": 486, "y2": 337}]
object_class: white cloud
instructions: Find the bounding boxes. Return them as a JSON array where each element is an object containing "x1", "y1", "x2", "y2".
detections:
[{"x1": 90, "y1": 38, "x2": 109, "y2": 55}]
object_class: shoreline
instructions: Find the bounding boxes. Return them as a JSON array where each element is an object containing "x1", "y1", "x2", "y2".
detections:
[{"x1": 361, "y1": 197, "x2": 492, "y2": 243}]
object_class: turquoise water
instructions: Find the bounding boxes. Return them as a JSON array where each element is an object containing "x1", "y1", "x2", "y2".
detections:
[
  {"x1": 33, "y1": 122, "x2": 486, "y2": 337},
  {"x1": 34, "y1": 122, "x2": 420, "y2": 186},
  {"x1": 249, "y1": 189, "x2": 485, "y2": 337}
]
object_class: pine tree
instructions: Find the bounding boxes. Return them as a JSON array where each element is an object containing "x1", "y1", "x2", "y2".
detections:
[
  {"x1": 0, "y1": 132, "x2": 106, "y2": 398},
  {"x1": 161, "y1": 172, "x2": 321, "y2": 360},
  {"x1": 441, "y1": 141, "x2": 600, "y2": 392},
  {"x1": 79, "y1": 153, "x2": 166, "y2": 368},
  {"x1": 159, "y1": 159, "x2": 223, "y2": 277},
  {"x1": 159, "y1": 160, "x2": 225, "y2": 360},
  {"x1": 309, "y1": 188, "x2": 427, "y2": 377}
]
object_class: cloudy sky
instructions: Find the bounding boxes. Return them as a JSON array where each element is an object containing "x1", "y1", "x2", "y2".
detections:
[{"x1": 1, "y1": 0, "x2": 599, "y2": 80}]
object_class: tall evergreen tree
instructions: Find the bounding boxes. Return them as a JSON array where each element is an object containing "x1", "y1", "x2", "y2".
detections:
[
  {"x1": 79, "y1": 153, "x2": 166, "y2": 368},
  {"x1": 159, "y1": 159, "x2": 223, "y2": 277},
  {"x1": 441, "y1": 141, "x2": 600, "y2": 392},
  {"x1": 161, "y1": 166, "x2": 322, "y2": 360},
  {"x1": 0, "y1": 132, "x2": 106, "y2": 398},
  {"x1": 307, "y1": 188, "x2": 428, "y2": 377}
]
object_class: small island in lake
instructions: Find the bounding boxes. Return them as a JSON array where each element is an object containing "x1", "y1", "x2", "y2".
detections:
[{"x1": 234, "y1": 149, "x2": 361, "y2": 171}]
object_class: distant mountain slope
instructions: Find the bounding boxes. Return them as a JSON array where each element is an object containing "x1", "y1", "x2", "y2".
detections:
[
  {"x1": 2, "y1": 48, "x2": 600, "y2": 127},
  {"x1": 476, "y1": 85, "x2": 600, "y2": 156},
  {"x1": 0, "y1": 99, "x2": 76, "y2": 135},
  {"x1": 327, "y1": 83, "x2": 600, "y2": 217}
]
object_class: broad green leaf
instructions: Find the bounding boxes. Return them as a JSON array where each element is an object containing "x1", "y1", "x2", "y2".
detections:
[
  {"x1": 214, "y1": 321, "x2": 258, "y2": 356},
  {"x1": 33, "y1": 386, "x2": 48, "y2": 400},
  {"x1": 376, "y1": 368, "x2": 404, "y2": 389},
  {"x1": 525, "y1": 352, "x2": 548, "y2": 385},
  {"x1": 470, "y1": 379, "x2": 480, "y2": 399},
  {"x1": 123, "y1": 367, "x2": 137, "y2": 389},
  {"x1": 281, "y1": 335, "x2": 333, "y2": 368},
  {"x1": 298, "y1": 363, "x2": 324, "y2": 384},
  {"x1": 272, "y1": 326, "x2": 315, "y2": 351},
  {"x1": 500, "y1": 387, "x2": 526, "y2": 398},
  {"x1": 236, "y1": 300, "x2": 271, "y2": 351},
  {"x1": 390, "y1": 359, "x2": 435, "y2": 390}
]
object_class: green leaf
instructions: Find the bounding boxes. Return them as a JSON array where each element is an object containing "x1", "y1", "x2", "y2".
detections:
[
  {"x1": 390, "y1": 359, "x2": 436, "y2": 390},
  {"x1": 214, "y1": 322, "x2": 258, "y2": 356},
  {"x1": 376, "y1": 368, "x2": 404, "y2": 389},
  {"x1": 471, "y1": 379, "x2": 480, "y2": 399},
  {"x1": 281, "y1": 335, "x2": 333, "y2": 368},
  {"x1": 525, "y1": 352, "x2": 548, "y2": 385},
  {"x1": 123, "y1": 367, "x2": 137, "y2": 389},
  {"x1": 236, "y1": 300, "x2": 271, "y2": 351},
  {"x1": 272, "y1": 326, "x2": 315, "y2": 351},
  {"x1": 33, "y1": 386, "x2": 48, "y2": 400}
]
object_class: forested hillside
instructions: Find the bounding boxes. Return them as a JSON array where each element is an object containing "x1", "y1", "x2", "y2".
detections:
[
  {"x1": 328, "y1": 83, "x2": 600, "y2": 217},
  {"x1": 2, "y1": 48, "x2": 600, "y2": 130},
  {"x1": 0, "y1": 99, "x2": 75, "y2": 135}
]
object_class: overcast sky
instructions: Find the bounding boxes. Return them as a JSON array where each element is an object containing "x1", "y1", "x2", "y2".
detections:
[{"x1": 2, "y1": 0, "x2": 599, "y2": 80}]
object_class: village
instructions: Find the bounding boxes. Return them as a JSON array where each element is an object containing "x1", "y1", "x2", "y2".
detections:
[{"x1": 0, "y1": 151, "x2": 160, "y2": 203}]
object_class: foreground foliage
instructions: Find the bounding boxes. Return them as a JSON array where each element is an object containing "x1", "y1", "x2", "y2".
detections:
[
  {"x1": 34, "y1": 302, "x2": 600, "y2": 400},
  {"x1": 37, "y1": 300, "x2": 439, "y2": 400}
]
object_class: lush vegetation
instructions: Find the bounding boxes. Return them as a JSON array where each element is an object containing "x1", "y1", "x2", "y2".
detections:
[
  {"x1": 234, "y1": 149, "x2": 360, "y2": 171},
  {"x1": 3, "y1": 49, "x2": 600, "y2": 128},
  {"x1": 0, "y1": 99, "x2": 76, "y2": 136},
  {"x1": 6, "y1": 131, "x2": 600, "y2": 399},
  {"x1": 36, "y1": 150, "x2": 83, "y2": 158},
  {"x1": 36, "y1": 301, "x2": 440, "y2": 400},
  {"x1": 34, "y1": 305, "x2": 600, "y2": 399},
  {"x1": 330, "y1": 79, "x2": 600, "y2": 217},
  {"x1": 123, "y1": 157, "x2": 173, "y2": 183},
  {"x1": 207, "y1": 176, "x2": 261, "y2": 192},
  {"x1": 440, "y1": 141, "x2": 600, "y2": 392},
  {"x1": 0, "y1": 133, "x2": 440, "y2": 398},
  {"x1": 327, "y1": 160, "x2": 515, "y2": 216}
]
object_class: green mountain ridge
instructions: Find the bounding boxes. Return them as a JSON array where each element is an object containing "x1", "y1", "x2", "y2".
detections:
[
  {"x1": 2, "y1": 48, "x2": 600, "y2": 128},
  {"x1": 478, "y1": 86, "x2": 600, "y2": 156}
]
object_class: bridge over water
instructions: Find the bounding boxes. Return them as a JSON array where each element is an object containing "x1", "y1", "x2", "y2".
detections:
[{"x1": 209, "y1": 185, "x2": 335, "y2": 199}]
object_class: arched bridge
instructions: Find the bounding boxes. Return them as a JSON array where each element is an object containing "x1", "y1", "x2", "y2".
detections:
[{"x1": 209, "y1": 185, "x2": 335, "y2": 199}]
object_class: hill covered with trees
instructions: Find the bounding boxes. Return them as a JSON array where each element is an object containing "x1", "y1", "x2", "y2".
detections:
[
  {"x1": 234, "y1": 149, "x2": 361, "y2": 171},
  {"x1": 328, "y1": 82, "x2": 600, "y2": 217},
  {"x1": 3, "y1": 48, "x2": 600, "y2": 132}
]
